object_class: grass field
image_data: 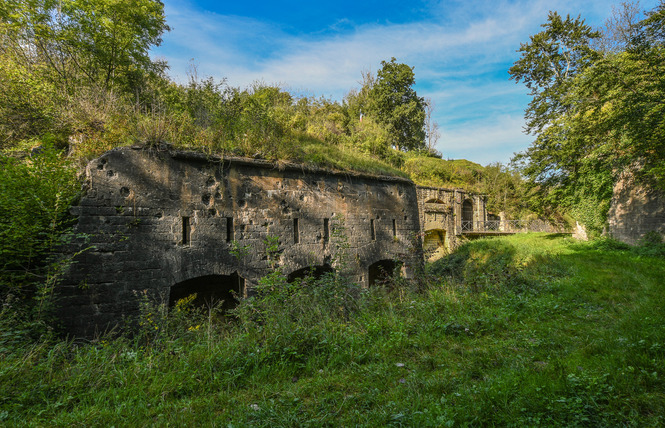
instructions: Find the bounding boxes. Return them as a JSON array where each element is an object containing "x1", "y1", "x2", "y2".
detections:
[{"x1": 1, "y1": 234, "x2": 664, "y2": 426}]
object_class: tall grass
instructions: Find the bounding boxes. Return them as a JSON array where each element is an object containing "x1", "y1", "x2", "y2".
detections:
[{"x1": 1, "y1": 234, "x2": 663, "y2": 425}]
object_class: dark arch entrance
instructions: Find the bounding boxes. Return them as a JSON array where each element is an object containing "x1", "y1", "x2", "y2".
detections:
[
  {"x1": 169, "y1": 273, "x2": 244, "y2": 311},
  {"x1": 368, "y1": 259, "x2": 399, "y2": 287},
  {"x1": 287, "y1": 265, "x2": 334, "y2": 283},
  {"x1": 462, "y1": 199, "x2": 474, "y2": 230}
]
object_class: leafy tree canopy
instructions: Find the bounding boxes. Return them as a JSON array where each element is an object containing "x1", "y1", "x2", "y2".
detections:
[
  {"x1": 0, "y1": 0, "x2": 169, "y2": 92},
  {"x1": 510, "y1": 2, "x2": 665, "y2": 234},
  {"x1": 365, "y1": 58, "x2": 427, "y2": 152},
  {"x1": 509, "y1": 12, "x2": 600, "y2": 134}
]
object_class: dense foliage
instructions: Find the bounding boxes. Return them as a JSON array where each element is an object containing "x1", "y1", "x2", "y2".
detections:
[
  {"x1": 0, "y1": 0, "x2": 528, "y2": 197},
  {"x1": 365, "y1": 58, "x2": 427, "y2": 151},
  {"x1": 0, "y1": 147, "x2": 78, "y2": 291},
  {"x1": 1, "y1": 234, "x2": 663, "y2": 425},
  {"x1": 511, "y1": 2, "x2": 665, "y2": 234}
]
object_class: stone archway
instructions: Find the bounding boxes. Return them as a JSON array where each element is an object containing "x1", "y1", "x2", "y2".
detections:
[
  {"x1": 169, "y1": 273, "x2": 244, "y2": 311},
  {"x1": 368, "y1": 259, "x2": 399, "y2": 287},
  {"x1": 462, "y1": 199, "x2": 474, "y2": 231},
  {"x1": 287, "y1": 265, "x2": 335, "y2": 283}
]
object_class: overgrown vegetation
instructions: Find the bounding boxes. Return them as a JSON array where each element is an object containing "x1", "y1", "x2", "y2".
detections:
[
  {"x1": 4, "y1": 2, "x2": 663, "y2": 424},
  {"x1": 510, "y1": 1, "x2": 665, "y2": 235},
  {"x1": 0, "y1": 1, "x2": 422, "y2": 177},
  {"x1": 1, "y1": 234, "x2": 663, "y2": 425},
  {"x1": 0, "y1": 0, "x2": 535, "y2": 330},
  {"x1": 0, "y1": 0, "x2": 525, "y2": 183},
  {"x1": 0, "y1": 145, "x2": 81, "y2": 343}
]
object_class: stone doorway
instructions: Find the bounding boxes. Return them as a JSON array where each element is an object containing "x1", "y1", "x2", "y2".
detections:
[
  {"x1": 423, "y1": 229, "x2": 447, "y2": 261},
  {"x1": 462, "y1": 199, "x2": 474, "y2": 231},
  {"x1": 287, "y1": 265, "x2": 335, "y2": 284}
]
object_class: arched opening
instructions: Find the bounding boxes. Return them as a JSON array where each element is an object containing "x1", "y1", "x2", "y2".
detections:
[
  {"x1": 368, "y1": 259, "x2": 399, "y2": 287},
  {"x1": 287, "y1": 264, "x2": 334, "y2": 283},
  {"x1": 462, "y1": 199, "x2": 474, "y2": 231},
  {"x1": 487, "y1": 213, "x2": 500, "y2": 230},
  {"x1": 169, "y1": 273, "x2": 244, "y2": 311},
  {"x1": 423, "y1": 229, "x2": 447, "y2": 261},
  {"x1": 425, "y1": 198, "x2": 445, "y2": 204}
]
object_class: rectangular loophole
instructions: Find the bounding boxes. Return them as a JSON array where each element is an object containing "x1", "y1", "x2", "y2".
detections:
[
  {"x1": 182, "y1": 217, "x2": 191, "y2": 245},
  {"x1": 323, "y1": 218, "x2": 330, "y2": 243},
  {"x1": 293, "y1": 218, "x2": 300, "y2": 244},
  {"x1": 370, "y1": 219, "x2": 376, "y2": 241},
  {"x1": 392, "y1": 219, "x2": 397, "y2": 237},
  {"x1": 226, "y1": 217, "x2": 234, "y2": 242}
]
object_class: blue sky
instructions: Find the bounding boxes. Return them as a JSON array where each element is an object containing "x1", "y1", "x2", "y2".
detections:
[{"x1": 152, "y1": 0, "x2": 658, "y2": 165}]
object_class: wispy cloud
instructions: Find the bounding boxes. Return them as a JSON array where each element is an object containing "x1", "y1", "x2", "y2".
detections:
[
  {"x1": 440, "y1": 114, "x2": 533, "y2": 164},
  {"x1": 152, "y1": 0, "x2": 657, "y2": 164}
]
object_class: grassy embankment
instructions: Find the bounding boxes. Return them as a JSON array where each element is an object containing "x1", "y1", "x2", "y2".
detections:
[{"x1": 1, "y1": 233, "x2": 663, "y2": 426}]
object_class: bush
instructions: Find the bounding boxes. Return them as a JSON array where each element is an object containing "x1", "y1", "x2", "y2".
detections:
[
  {"x1": 0, "y1": 145, "x2": 79, "y2": 292},
  {"x1": 635, "y1": 231, "x2": 665, "y2": 258},
  {"x1": 0, "y1": 145, "x2": 80, "y2": 344}
]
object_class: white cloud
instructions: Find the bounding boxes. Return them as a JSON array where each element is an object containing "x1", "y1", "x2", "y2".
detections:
[
  {"x1": 151, "y1": 0, "x2": 659, "y2": 163},
  {"x1": 156, "y1": 0, "x2": 561, "y2": 90},
  {"x1": 439, "y1": 114, "x2": 533, "y2": 165}
]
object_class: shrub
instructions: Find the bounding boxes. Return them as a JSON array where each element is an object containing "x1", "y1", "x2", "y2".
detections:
[
  {"x1": 0, "y1": 144, "x2": 80, "y2": 345},
  {"x1": 0, "y1": 145, "x2": 79, "y2": 293},
  {"x1": 635, "y1": 231, "x2": 665, "y2": 258}
]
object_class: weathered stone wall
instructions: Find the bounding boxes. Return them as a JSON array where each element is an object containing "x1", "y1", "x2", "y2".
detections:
[
  {"x1": 58, "y1": 147, "x2": 423, "y2": 337},
  {"x1": 608, "y1": 172, "x2": 665, "y2": 245}
]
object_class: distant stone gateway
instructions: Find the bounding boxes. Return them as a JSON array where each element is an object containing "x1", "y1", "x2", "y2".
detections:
[{"x1": 57, "y1": 147, "x2": 488, "y2": 337}]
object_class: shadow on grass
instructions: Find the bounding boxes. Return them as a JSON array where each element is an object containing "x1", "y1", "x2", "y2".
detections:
[
  {"x1": 426, "y1": 238, "x2": 527, "y2": 292},
  {"x1": 428, "y1": 233, "x2": 665, "y2": 298},
  {"x1": 541, "y1": 232, "x2": 573, "y2": 240}
]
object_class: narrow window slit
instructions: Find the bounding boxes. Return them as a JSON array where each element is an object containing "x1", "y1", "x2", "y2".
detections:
[
  {"x1": 182, "y1": 217, "x2": 191, "y2": 245},
  {"x1": 294, "y1": 218, "x2": 300, "y2": 244},
  {"x1": 392, "y1": 219, "x2": 397, "y2": 237},
  {"x1": 323, "y1": 218, "x2": 330, "y2": 243},
  {"x1": 370, "y1": 219, "x2": 376, "y2": 241},
  {"x1": 226, "y1": 217, "x2": 234, "y2": 242}
]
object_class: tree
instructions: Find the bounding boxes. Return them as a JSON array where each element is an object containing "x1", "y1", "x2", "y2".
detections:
[
  {"x1": 367, "y1": 58, "x2": 426, "y2": 151},
  {"x1": 344, "y1": 68, "x2": 375, "y2": 124},
  {"x1": 61, "y1": 0, "x2": 169, "y2": 91},
  {"x1": 594, "y1": 1, "x2": 643, "y2": 53},
  {"x1": 617, "y1": 1, "x2": 665, "y2": 182},
  {"x1": 0, "y1": 0, "x2": 170, "y2": 146},
  {"x1": 509, "y1": 12, "x2": 600, "y2": 134},
  {"x1": 0, "y1": 0, "x2": 169, "y2": 92},
  {"x1": 424, "y1": 97, "x2": 441, "y2": 155},
  {"x1": 509, "y1": 12, "x2": 607, "y2": 232},
  {"x1": 510, "y1": 5, "x2": 665, "y2": 234},
  {"x1": 480, "y1": 162, "x2": 526, "y2": 218}
]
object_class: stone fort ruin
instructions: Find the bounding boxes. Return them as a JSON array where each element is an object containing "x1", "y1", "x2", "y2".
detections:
[
  {"x1": 608, "y1": 170, "x2": 665, "y2": 245},
  {"x1": 57, "y1": 147, "x2": 487, "y2": 336}
]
